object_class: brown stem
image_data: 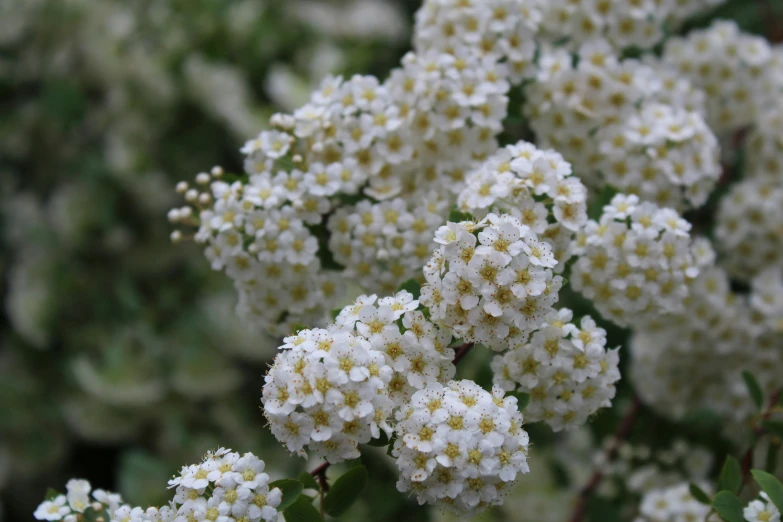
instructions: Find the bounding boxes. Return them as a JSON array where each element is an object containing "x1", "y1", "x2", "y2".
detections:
[
  {"x1": 741, "y1": 390, "x2": 782, "y2": 484},
  {"x1": 310, "y1": 461, "x2": 330, "y2": 491},
  {"x1": 762, "y1": 0, "x2": 783, "y2": 43},
  {"x1": 452, "y1": 342, "x2": 475, "y2": 365},
  {"x1": 310, "y1": 461, "x2": 330, "y2": 519},
  {"x1": 568, "y1": 395, "x2": 642, "y2": 522}
]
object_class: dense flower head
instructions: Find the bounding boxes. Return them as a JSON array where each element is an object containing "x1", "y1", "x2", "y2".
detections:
[
  {"x1": 491, "y1": 308, "x2": 620, "y2": 431},
  {"x1": 393, "y1": 380, "x2": 530, "y2": 515},
  {"x1": 662, "y1": 20, "x2": 783, "y2": 132},
  {"x1": 525, "y1": 43, "x2": 719, "y2": 210},
  {"x1": 570, "y1": 194, "x2": 699, "y2": 327},
  {"x1": 171, "y1": 43, "x2": 515, "y2": 333},
  {"x1": 594, "y1": 102, "x2": 721, "y2": 209},
  {"x1": 34, "y1": 449, "x2": 281, "y2": 522},
  {"x1": 457, "y1": 140, "x2": 589, "y2": 266},
  {"x1": 636, "y1": 482, "x2": 713, "y2": 522},
  {"x1": 750, "y1": 268, "x2": 783, "y2": 333},
  {"x1": 328, "y1": 194, "x2": 447, "y2": 294},
  {"x1": 594, "y1": 438, "x2": 713, "y2": 499},
  {"x1": 631, "y1": 262, "x2": 783, "y2": 424},
  {"x1": 413, "y1": 0, "x2": 542, "y2": 84},
  {"x1": 169, "y1": 167, "x2": 344, "y2": 336},
  {"x1": 537, "y1": 0, "x2": 725, "y2": 51},
  {"x1": 746, "y1": 100, "x2": 783, "y2": 182},
  {"x1": 262, "y1": 291, "x2": 455, "y2": 462},
  {"x1": 420, "y1": 213, "x2": 563, "y2": 351},
  {"x1": 715, "y1": 102, "x2": 783, "y2": 280},
  {"x1": 714, "y1": 179, "x2": 783, "y2": 280}
]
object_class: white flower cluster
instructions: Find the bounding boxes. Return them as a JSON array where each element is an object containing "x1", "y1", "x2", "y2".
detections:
[
  {"x1": 262, "y1": 291, "x2": 455, "y2": 463},
  {"x1": 631, "y1": 262, "x2": 783, "y2": 424},
  {"x1": 636, "y1": 482, "x2": 713, "y2": 522},
  {"x1": 570, "y1": 194, "x2": 699, "y2": 327},
  {"x1": 169, "y1": 168, "x2": 343, "y2": 336},
  {"x1": 662, "y1": 20, "x2": 783, "y2": 132},
  {"x1": 34, "y1": 450, "x2": 282, "y2": 522},
  {"x1": 420, "y1": 214, "x2": 563, "y2": 351},
  {"x1": 35, "y1": 480, "x2": 123, "y2": 522},
  {"x1": 750, "y1": 268, "x2": 783, "y2": 333},
  {"x1": 715, "y1": 179, "x2": 783, "y2": 280},
  {"x1": 413, "y1": 0, "x2": 541, "y2": 84},
  {"x1": 596, "y1": 439, "x2": 713, "y2": 499},
  {"x1": 744, "y1": 493, "x2": 782, "y2": 522},
  {"x1": 525, "y1": 43, "x2": 719, "y2": 210},
  {"x1": 716, "y1": 103, "x2": 783, "y2": 279},
  {"x1": 274, "y1": 49, "x2": 510, "y2": 201},
  {"x1": 597, "y1": 102, "x2": 721, "y2": 209},
  {"x1": 172, "y1": 43, "x2": 514, "y2": 332},
  {"x1": 537, "y1": 0, "x2": 724, "y2": 51},
  {"x1": 392, "y1": 380, "x2": 530, "y2": 515},
  {"x1": 491, "y1": 308, "x2": 620, "y2": 431},
  {"x1": 328, "y1": 195, "x2": 446, "y2": 294},
  {"x1": 746, "y1": 101, "x2": 783, "y2": 182},
  {"x1": 457, "y1": 141, "x2": 588, "y2": 265}
]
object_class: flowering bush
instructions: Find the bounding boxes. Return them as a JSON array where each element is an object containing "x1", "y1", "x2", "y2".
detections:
[{"x1": 15, "y1": 0, "x2": 783, "y2": 521}]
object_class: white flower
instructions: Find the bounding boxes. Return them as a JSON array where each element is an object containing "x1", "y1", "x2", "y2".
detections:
[
  {"x1": 744, "y1": 495, "x2": 781, "y2": 522},
  {"x1": 34, "y1": 496, "x2": 71, "y2": 521},
  {"x1": 65, "y1": 480, "x2": 91, "y2": 513}
]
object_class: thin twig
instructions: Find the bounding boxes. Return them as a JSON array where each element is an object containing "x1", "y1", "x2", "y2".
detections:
[
  {"x1": 741, "y1": 390, "x2": 782, "y2": 485},
  {"x1": 452, "y1": 342, "x2": 475, "y2": 365},
  {"x1": 568, "y1": 395, "x2": 642, "y2": 522},
  {"x1": 310, "y1": 461, "x2": 330, "y2": 518},
  {"x1": 310, "y1": 461, "x2": 330, "y2": 490},
  {"x1": 762, "y1": 0, "x2": 783, "y2": 43}
]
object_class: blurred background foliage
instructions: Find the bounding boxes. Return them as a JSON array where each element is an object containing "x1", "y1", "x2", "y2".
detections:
[
  {"x1": 0, "y1": 0, "x2": 415, "y2": 519},
  {"x1": 0, "y1": 0, "x2": 781, "y2": 521}
]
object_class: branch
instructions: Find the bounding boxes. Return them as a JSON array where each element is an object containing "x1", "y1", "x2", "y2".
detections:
[
  {"x1": 568, "y1": 395, "x2": 642, "y2": 522},
  {"x1": 741, "y1": 390, "x2": 782, "y2": 485},
  {"x1": 310, "y1": 461, "x2": 330, "y2": 518},
  {"x1": 452, "y1": 342, "x2": 475, "y2": 365},
  {"x1": 310, "y1": 461, "x2": 330, "y2": 491},
  {"x1": 762, "y1": 0, "x2": 783, "y2": 43}
]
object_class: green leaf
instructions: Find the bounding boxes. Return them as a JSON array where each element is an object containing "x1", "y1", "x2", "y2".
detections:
[
  {"x1": 41, "y1": 78, "x2": 85, "y2": 125},
  {"x1": 269, "y1": 479, "x2": 303, "y2": 511},
  {"x1": 718, "y1": 456, "x2": 742, "y2": 494},
  {"x1": 323, "y1": 465, "x2": 368, "y2": 517},
  {"x1": 763, "y1": 421, "x2": 783, "y2": 440},
  {"x1": 293, "y1": 324, "x2": 308, "y2": 335},
  {"x1": 45, "y1": 488, "x2": 60, "y2": 501},
  {"x1": 712, "y1": 491, "x2": 745, "y2": 522},
  {"x1": 298, "y1": 472, "x2": 320, "y2": 491},
  {"x1": 448, "y1": 209, "x2": 474, "y2": 223},
  {"x1": 588, "y1": 185, "x2": 619, "y2": 220},
  {"x1": 751, "y1": 470, "x2": 783, "y2": 514},
  {"x1": 398, "y1": 279, "x2": 421, "y2": 300},
  {"x1": 766, "y1": 442, "x2": 780, "y2": 473},
  {"x1": 742, "y1": 371, "x2": 764, "y2": 410},
  {"x1": 386, "y1": 433, "x2": 398, "y2": 457},
  {"x1": 283, "y1": 496, "x2": 322, "y2": 522},
  {"x1": 584, "y1": 496, "x2": 622, "y2": 522},
  {"x1": 366, "y1": 430, "x2": 390, "y2": 447},
  {"x1": 509, "y1": 391, "x2": 531, "y2": 412},
  {"x1": 689, "y1": 483, "x2": 711, "y2": 505},
  {"x1": 82, "y1": 506, "x2": 112, "y2": 522},
  {"x1": 330, "y1": 309, "x2": 341, "y2": 320}
]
